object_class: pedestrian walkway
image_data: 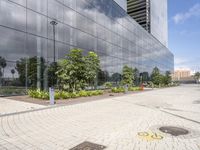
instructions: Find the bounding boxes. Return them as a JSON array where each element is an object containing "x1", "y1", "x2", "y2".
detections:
[
  {"x1": 0, "y1": 98, "x2": 45, "y2": 115},
  {"x1": 0, "y1": 85, "x2": 200, "y2": 150}
]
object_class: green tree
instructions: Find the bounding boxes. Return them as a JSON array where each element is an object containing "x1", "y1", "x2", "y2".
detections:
[
  {"x1": 48, "y1": 62, "x2": 58, "y2": 87},
  {"x1": 11, "y1": 69, "x2": 15, "y2": 79},
  {"x1": 111, "y1": 73, "x2": 122, "y2": 84},
  {"x1": 133, "y1": 68, "x2": 140, "y2": 85},
  {"x1": 151, "y1": 67, "x2": 162, "y2": 85},
  {"x1": 98, "y1": 70, "x2": 109, "y2": 85},
  {"x1": 121, "y1": 65, "x2": 134, "y2": 86},
  {"x1": 140, "y1": 72, "x2": 150, "y2": 83},
  {"x1": 194, "y1": 72, "x2": 200, "y2": 83},
  {"x1": 16, "y1": 57, "x2": 46, "y2": 88},
  {"x1": 57, "y1": 49, "x2": 91, "y2": 92},
  {"x1": 163, "y1": 71, "x2": 172, "y2": 85},
  {"x1": 16, "y1": 58, "x2": 26, "y2": 85},
  {"x1": 0, "y1": 69, "x2": 2, "y2": 86},
  {"x1": 84, "y1": 51, "x2": 100, "y2": 88},
  {"x1": 0, "y1": 56, "x2": 6, "y2": 77}
]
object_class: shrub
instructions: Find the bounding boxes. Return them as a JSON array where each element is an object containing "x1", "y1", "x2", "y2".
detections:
[
  {"x1": 95, "y1": 90, "x2": 103, "y2": 95},
  {"x1": 70, "y1": 92, "x2": 80, "y2": 98},
  {"x1": 54, "y1": 91, "x2": 61, "y2": 100},
  {"x1": 104, "y1": 82, "x2": 113, "y2": 89},
  {"x1": 59, "y1": 91, "x2": 71, "y2": 99},
  {"x1": 128, "y1": 87, "x2": 141, "y2": 91},
  {"x1": 28, "y1": 89, "x2": 104, "y2": 100},
  {"x1": 28, "y1": 89, "x2": 49, "y2": 100},
  {"x1": 111, "y1": 87, "x2": 125, "y2": 93},
  {"x1": 79, "y1": 90, "x2": 89, "y2": 97}
]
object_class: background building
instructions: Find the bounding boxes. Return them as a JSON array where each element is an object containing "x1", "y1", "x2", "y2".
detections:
[
  {"x1": 127, "y1": 0, "x2": 151, "y2": 32},
  {"x1": 172, "y1": 69, "x2": 191, "y2": 81},
  {"x1": 114, "y1": 0, "x2": 127, "y2": 11},
  {"x1": 172, "y1": 69, "x2": 196, "y2": 83},
  {"x1": 0, "y1": 0, "x2": 173, "y2": 94},
  {"x1": 127, "y1": 0, "x2": 168, "y2": 46}
]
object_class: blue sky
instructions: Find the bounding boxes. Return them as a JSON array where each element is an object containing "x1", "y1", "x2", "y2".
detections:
[{"x1": 168, "y1": 0, "x2": 200, "y2": 71}]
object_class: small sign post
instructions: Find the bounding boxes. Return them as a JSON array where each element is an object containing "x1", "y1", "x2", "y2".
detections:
[{"x1": 49, "y1": 87, "x2": 55, "y2": 105}]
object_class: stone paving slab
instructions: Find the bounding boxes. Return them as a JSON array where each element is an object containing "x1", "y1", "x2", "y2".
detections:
[
  {"x1": 0, "y1": 85, "x2": 200, "y2": 150},
  {"x1": 0, "y1": 98, "x2": 45, "y2": 115}
]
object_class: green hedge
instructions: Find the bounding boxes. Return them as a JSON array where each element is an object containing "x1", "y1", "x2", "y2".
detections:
[
  {"x1": 111, "y1": 87, "x2": 125, "y2": 93},
  {"x1": 111, "y1": 86, "x2": 141, "y2": 93},
  {"x1": 28, "y1": 89, "x2": 104, "y2": 100},
  {"x1": 128, "y1": 87, "x2": 141, "y2": 91}
]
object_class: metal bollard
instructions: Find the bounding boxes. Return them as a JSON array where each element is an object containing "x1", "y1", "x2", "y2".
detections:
[{"x1": 49, "y1": 87, "x2": 55, "y2": 105}]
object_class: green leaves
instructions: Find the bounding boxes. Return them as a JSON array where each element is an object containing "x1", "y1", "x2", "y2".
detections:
[
  {"x1": 28, "y1": 89, "x2": 104, "y2": 100},
  {"x1": 194, "y1": 72, "x2": 200, "y2": 80},
  {"x1": 16, "y1": 57, "x2": 46, "y2": 88},
  {"x1": 121, "y1": 65, "x2": 134, "y2": 86},
  {"x1": 57, "y1": 49, "x2": 100, "y2": 92},
  {"x1": 151, "y1": 67, "x2": 172, "y2": 86},
  {"x1": 84, "y1": 51, "x2": 100, "y2": 83},
  {"x1": 111, "y1": 87, "x2": 125, "y2": 93}
]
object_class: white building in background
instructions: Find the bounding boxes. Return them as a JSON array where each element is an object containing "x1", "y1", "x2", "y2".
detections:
[
  {"x1": 127, "y1": 0, "x2": 168, "y2": 47},
  {"x1": 172, "y1": 69, "x2": 192, "y2": 81},
  {"x1": 150, "y1": 0, "x2": 168, "y2": 47},
  {"x1": 114, "y1": 0, "x2": 127, "y2": 11}
]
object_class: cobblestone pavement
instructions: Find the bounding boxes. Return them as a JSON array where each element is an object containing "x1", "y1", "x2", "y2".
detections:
[
  {"x1": 0, "y1": 98, "x2": 45, "y2": 115},
  {"x1": 0, "y1": 84, "x2": 200, "y2": 150}
]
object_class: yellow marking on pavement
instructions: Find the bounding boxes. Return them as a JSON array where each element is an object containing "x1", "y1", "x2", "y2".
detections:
[{"x1": 138, "y1": 131, "x2": 163, "y2": 141}]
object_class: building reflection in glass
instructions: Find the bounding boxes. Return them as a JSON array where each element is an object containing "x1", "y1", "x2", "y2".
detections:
[{"x1": 0, "y1": 0, "x2": 174, "y2": 95}]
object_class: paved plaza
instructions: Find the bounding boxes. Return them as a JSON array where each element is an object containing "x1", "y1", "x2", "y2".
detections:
[
  {"x1": 0, "y1": 98, "x2": 45, "y2": 115},
  {"x1": 0, "y1": 84, "x2": 200, "y2": 150}
]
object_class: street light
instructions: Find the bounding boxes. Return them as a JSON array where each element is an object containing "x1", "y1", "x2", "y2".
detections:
[
  {"x1": 49, "y1": 20, "x2": 58, "y2": 105},
  {"x1": 50, "y1": 20, "x2": 58, "y2": 63}
]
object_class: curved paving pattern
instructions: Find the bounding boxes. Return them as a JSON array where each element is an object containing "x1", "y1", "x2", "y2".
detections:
[
  {"x1": 0, "y1": 85, "x2": 200, "y2": 150},
  {"x1": 0, "y1": 98, "x2": 45, "y2": 115}
]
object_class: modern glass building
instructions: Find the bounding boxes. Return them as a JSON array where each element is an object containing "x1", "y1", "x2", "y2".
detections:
[{"x1": 0, "y1": 0, "x2": 173, "y2": 93}]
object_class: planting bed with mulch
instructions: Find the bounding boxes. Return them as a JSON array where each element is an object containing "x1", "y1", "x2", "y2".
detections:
[{"x1": 6, "y1": 89, "x2": 152, "y2": 106}]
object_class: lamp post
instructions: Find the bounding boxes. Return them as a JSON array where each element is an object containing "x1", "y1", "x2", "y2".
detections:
[
  {"x1": 49, "y1": 20, "x2": 58, "y2": 105},
  {"x1": 50, "y1": 20, "x2": 58, "y2": 63}
]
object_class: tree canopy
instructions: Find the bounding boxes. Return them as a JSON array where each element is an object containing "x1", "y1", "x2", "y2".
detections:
[
  {"x1": 121, "y1": 65, "x2": 134, "y2": 86},
  {"x1": 57, "y1": 49, "x2": 100, "y2": 92}
]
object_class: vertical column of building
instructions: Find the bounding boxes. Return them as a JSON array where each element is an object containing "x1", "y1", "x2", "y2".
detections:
[{"x1": 36, "y1": 2, "x2": 42, "y2": 89}]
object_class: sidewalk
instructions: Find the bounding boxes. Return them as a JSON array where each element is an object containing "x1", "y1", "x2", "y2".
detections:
[{"x1": 0, "y1": 84, "x2": 200, "y2": 150}]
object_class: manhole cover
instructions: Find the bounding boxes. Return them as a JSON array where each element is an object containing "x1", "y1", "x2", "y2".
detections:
[
  {"x1": 70, "y1": 141, "x2": 106, "y2": 150},
  {"x1": 159, "y1": 126, "x2": 189, "y2": 136},
  {"x1": 193, "y1": 100, "x2": 200, "y2": 104}
]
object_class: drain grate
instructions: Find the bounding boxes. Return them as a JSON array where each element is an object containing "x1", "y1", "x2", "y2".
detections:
[
  {"x1": 70, "y1": 141, "x2": 106, "y2": 150},
  {"x1": 193, "y1": 100, "x2": 200, "y2": 104},
  {"x1": 159, "y1": 126, "x2": 189, "y2": 136}
]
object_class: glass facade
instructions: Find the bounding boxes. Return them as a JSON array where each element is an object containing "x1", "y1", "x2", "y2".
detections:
[{"x1": 0, "y1": 0, "x2": 174, "y2": 93}]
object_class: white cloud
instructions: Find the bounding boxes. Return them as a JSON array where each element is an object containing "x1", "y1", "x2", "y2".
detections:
[
  {"x1": 173, "y1": 3, "x2": 200, "y2": 24},
  {"x1": 175, "y1": 57, "x2": 187, "y2": 65},
  {"x1": 174, "y1": 57, "x2": 200, "y2": 71}
]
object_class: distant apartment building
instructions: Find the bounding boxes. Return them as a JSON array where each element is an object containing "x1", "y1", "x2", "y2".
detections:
[
  {"x1": 172, "y1": 69, "x2": 191, "y2": 81},
  {"x1": 127, "y1": 0, "x2": 168, "y2": 46}
]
